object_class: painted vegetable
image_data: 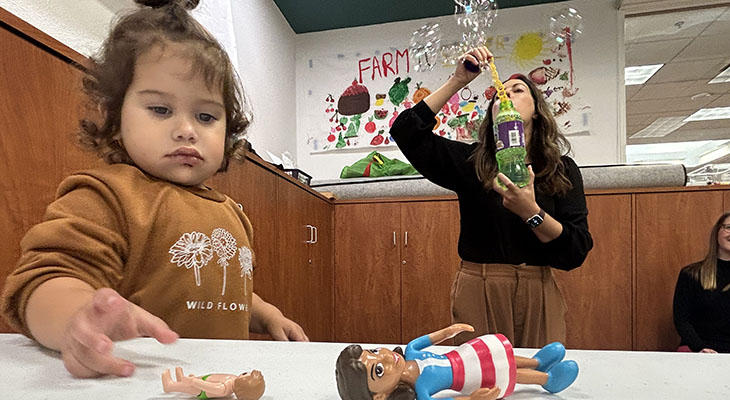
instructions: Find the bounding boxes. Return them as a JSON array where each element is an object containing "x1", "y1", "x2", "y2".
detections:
[
  {"x1": 412, "y1": 82, "x2": 431, "y2": 103},
  {"x1": 365, "y1": 116, "x2": 376, "y2": 133},
  {"x1": 388, "y1": 77, "x2": 411, "y2": 106}
]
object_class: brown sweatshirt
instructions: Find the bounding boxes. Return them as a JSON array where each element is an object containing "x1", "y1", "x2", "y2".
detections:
[{"x1": 1, "y1": 164, "x2": 254, "y2": 339}]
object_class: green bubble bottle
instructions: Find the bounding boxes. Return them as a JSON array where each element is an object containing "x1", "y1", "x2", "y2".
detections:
[{"x1": 488, "y1": 60, "x2": 529, "y2": 188}]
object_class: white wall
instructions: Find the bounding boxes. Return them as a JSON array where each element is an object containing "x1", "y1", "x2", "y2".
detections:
[
  {"x1": 0, "y1": 0, "x2": 297, "y2": 160},
  {"x1": 0, "y1": 0, "x2": 117, "y2": 56},
  {"x1": 228, "y1": 0, "x2": 297, "y2": 158},
  {"x1": 295, "y1": 0, "x2": 624, "y2": 181}
]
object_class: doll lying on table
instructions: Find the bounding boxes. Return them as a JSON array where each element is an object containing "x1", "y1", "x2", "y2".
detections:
[
  {"x1": 162, "y1": 367, "x2": 265, "y2": 400},
  {"x1": 335, "y1": 324, "x2": 578, "y2": 400}
]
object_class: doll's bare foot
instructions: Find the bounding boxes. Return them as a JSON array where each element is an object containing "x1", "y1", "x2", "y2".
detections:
[
  {"x1": 469, "y1": 387, "x2": 501, "y2": 400},
  {"x1": 175, "y1": 366, "x2": 184, "y2": 381},
  {"x1": 161, "y1": 369, "x2": 173, "y2": 392}
]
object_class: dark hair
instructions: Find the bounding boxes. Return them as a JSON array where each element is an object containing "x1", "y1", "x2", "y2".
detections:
[
  {"x1": 469, "y1": 73, "x2": 572, "y2": 196},
  {"x1": 78, "y1": 0, "x2": 250, "y2": 172},
  {"x1": 685, "y1": 211, "x2": 730, "y2": 291},
  {"x1": 335, "y1": 345, "x2": 415, "y2": 400}
]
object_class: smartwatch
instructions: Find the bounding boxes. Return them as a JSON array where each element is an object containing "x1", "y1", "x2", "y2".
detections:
[{"x1": 526, "y1": 209, "x2": 545, "y2": 228}]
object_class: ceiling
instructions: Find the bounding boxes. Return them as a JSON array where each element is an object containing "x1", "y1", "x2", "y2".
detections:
[
  {"x1": 621, "y1": 1, "x2": 730, "y2": 169},
  {"x1": 272, "y1": 0, "x2": 568, "y2": 34}
]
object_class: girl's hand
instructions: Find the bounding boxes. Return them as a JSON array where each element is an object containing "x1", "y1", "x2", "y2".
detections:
[
  {"x1": 61, "y1": 288, "x2": 178, "y2": 378},
  {"x1": 265, "y1": 314, "x2": 309, "y2": 342},
  {"x1": 493, "y1": 166, "x2": 540, "y2": 221},
  {"x1": 453, "y1": 46, "x2": 493, "y2": 87},
  {"x1": 700, "y1": 348, "x2": 718, "y2": 353}
]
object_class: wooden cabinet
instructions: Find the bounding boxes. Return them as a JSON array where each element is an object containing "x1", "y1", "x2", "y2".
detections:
[
  {"x1": 0, "y1": 20, "x2": 98, "y2": 333},
  {"x1": 277, "y1": 178, "x2": 333, "y2": 342},
  {"x1": 400, "y1": 202, "x2": 461, "y2": 343},
  {"x1": 633, "y1": 190, "x2": 724, "y2": 351},
  {"x1": 553, "y1": 194, "x2": 632, "y2": 350},
  {"x1": 334, "y1": 201, "x2": 460, "y2": 344},
  {"x1": 214, "y1": 162, "x2": 334, "y2": 342}
]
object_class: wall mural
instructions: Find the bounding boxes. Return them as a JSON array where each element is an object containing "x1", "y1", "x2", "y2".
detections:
[{"x1": 303, "y1": 30, "x2": 591, "y2": 153}]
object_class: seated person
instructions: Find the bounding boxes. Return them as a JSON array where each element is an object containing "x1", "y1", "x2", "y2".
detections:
[{"x1": 673, "y1": 212, "x2": 730, "y2": 353}]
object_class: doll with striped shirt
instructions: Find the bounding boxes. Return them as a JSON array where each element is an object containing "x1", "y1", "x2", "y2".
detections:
[{"x1": 335, "y1": 324, "x2": 578, "y2": 400}]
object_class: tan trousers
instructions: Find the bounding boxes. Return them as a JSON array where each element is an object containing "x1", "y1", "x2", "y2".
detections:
[{"x1": 450, "y1": 261, "x2": 567, "y2": 347}]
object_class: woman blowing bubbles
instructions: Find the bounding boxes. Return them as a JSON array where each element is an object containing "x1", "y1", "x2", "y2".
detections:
[{"x1": 389, "y1": 46, "x2": 593, "y2": 347}]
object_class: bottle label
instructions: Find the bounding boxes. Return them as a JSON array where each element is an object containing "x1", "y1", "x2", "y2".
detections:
[{"x1": 494, "y1": 120, "x2": 524, "y2": 150}]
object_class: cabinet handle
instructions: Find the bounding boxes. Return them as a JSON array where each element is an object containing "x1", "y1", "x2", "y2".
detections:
[
  {"x1": 404, "y1": 231, "x2": 408, "y2": 247},
  {"x1": 313, "y1": 226, "x2": 318, "y2": 244},
  {"x1": 306, "y1": 225, "x2": 313, "y2": 244},
  {"x1": 393, "y1": 231, "x2": 397, "y2": 247}
]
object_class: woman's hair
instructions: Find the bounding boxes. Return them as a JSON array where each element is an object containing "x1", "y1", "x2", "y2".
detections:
[
  {"x1": 469, "y1": 74, "x2": 572, "y2": 196},
  {"x1": 685, "y1": 212, "x2": 730, "y2": 291},
  {"x1": 78, "y1": 0, "x2": 250, "y2": 172},
  {"x1": 335, "y1": 345, "x2": 415, "y2": 400}
]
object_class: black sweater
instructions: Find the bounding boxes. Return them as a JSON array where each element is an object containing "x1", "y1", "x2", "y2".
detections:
[
  {"x1": 390, "y1": 101, "x2": 593, "y2": 270},
  {"x1": 673, "y1": 259, "x2": 730, "y2": 352}
]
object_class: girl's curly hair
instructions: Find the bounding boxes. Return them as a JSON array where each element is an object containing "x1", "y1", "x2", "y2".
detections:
[{"x1": 79, "y1": 0, "x2": 250, "y2": 172}]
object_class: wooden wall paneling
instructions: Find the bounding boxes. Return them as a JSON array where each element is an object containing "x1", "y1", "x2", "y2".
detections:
[
  {"x1": 634, "y1": 190, "x2": 724, "y2": 351},
  {"x1": 400, "y1": 201, "x2": 460, "y2": 343},
  {"x1": 334, "y1": 203, "x2": 401, "y2": 343},
  {"x1": 0, "y1": 26, "x2": 97, "y2": 333},
  {"x1": 553, "y1": 194, "x2": 633, "y2": 350},
  {"x1": 724, "y1": 191, "x2": 730, "y2": 212}
]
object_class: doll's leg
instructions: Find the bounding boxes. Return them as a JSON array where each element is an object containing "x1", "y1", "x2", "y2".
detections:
[
  {"x1": 515, "y1": 368, "x2": 548, "y2": 385},
  {"x1": 514, "y1": 355, "x2": 539, "y2": 369},
  {"x1": 541, "y1": 360, "x2": 579, "y2": 394},
  {"x1": 162, "y1": 369, "x2": 196, "y2": 393},
  {"x1": 175, "y1": 367, "x2": 185, "y2": 381},
  {"x1": 531, "y1": 342, "x2": 565, "y2": 372}
]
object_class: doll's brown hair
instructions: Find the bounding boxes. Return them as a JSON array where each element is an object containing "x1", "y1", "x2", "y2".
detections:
[
  {"x1": 232, "y1": 370, "x2": 266, "y2": 400},
  {"x1": 469, "y1": 73, "x2": 572, "y2": 196},
  {"x1": 79, "y1": 0, "x2": 250, "y2": 172},
  {"x1": 335, "y1": 345, "x2": 415, "y2": 400}
]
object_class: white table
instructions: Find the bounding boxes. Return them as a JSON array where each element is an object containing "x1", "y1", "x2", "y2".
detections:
[{"x1": 1, "y1": 334, "x2": 729, "y2": 399}]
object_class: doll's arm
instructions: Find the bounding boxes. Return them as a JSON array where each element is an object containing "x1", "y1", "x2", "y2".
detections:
[
  {"x1": 427, "y1": 324, "x2": 474, "y2": 345},
  {"x1": 460, "y1": 387, "x2": 501, "y2": 400}
]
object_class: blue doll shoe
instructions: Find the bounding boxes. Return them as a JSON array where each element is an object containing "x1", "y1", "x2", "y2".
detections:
[
  {"x1": 532, "y1": 342, "x2": 565, "y2": 372},
  {"x1": 542, "y1": 360, "x2": 579, "y2": 394}
]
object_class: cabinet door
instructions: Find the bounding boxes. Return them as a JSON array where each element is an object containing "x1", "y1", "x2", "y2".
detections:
[
  {"x1": 303, "y1": 196, "x2": 334, "y2": 342},
  {"x1": 400, "y1": 201, "x2": 461, "y2": 343},
  {"x1": 553, "y1": 194, "x2": 632, "y2": 350},
  {"x1": 335, "y1": 203, "x2": 401, "y2": 343},
  {"x1": 634, "y1": 191, "x2": 723, "y2": 351},
  {"x1": 276, "y1": 178, "x2": 314, "y2": 326}
]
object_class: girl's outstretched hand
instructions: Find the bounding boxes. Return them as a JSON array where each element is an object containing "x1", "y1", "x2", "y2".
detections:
[
  {"x1": 492, "y1": 165, "x2": 540, "y2": 221},
  {"x1": 61, "y1": 288, "x2": 178, "y2": 378},
  {"x1": 265, "y1": 314, "x2": 309, "y2": 342},
  {"x1": 453, "y1": 46, "x2": 493, "y2": 87}
]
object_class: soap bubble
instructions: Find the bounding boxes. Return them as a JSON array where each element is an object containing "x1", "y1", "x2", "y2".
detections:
[
  {"x1": 454, "y1": 0, "x2": 498, "y2": 44},
  {"x1": 410, "y1": 22, "x2": 442, "y2": 72},
  {"x1": 549, "y1": 7, "x2": 583, "y2": 44},
  {"x1": 440, "y1": 42, "x2": 465, "y2": 66}
]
